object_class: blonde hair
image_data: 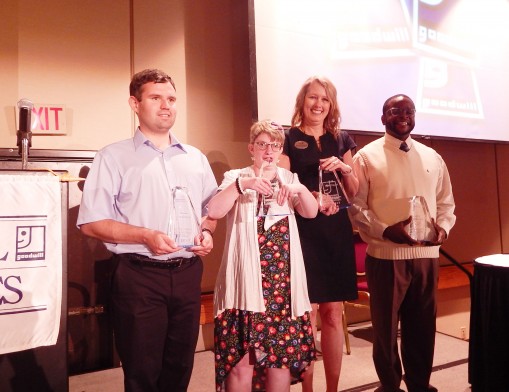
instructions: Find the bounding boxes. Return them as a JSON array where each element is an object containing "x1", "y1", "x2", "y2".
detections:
[
  {"x1": 249, "y1": 119, "x2": 285, "y2": 143},
  {"x1": 291, "y1": 76, "x2": 341, "y2": 136}
]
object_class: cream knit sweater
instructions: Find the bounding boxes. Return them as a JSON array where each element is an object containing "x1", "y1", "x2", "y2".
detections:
[{"x1": 349, "y1": 133, "x2": 456, "y2": 260}]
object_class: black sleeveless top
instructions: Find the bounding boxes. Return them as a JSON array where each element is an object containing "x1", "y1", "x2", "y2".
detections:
[{"x1": 283, "y1": 127, "x2": 358, "y2": 302}]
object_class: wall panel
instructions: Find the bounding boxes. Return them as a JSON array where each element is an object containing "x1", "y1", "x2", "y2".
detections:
[
  {"x1": 496, "y1": 144, "x2": 509, "y2": 253},
  {"x1": 0, "y1": 0, "x2": 131, "y2": 150},
  {"x1": 433, "y1": 139, "x2": 501, "y2": 261}
]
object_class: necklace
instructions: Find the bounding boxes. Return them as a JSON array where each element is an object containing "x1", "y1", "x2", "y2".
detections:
[{"x1": 301, "y1": 126, "x2": 324, "y2": 150}]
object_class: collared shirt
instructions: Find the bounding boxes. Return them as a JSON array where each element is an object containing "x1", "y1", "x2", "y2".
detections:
[{"x1": 77, "y1": 128, "x2": 218, "y2": 259}]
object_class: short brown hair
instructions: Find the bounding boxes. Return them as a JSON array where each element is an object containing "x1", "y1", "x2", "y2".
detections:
[
  {"x1": 129, "y1": 69, "x2": 176, "y2": 101},
  {"x1": 249, "y1": 120, "x2": 285, "y2": 144}
]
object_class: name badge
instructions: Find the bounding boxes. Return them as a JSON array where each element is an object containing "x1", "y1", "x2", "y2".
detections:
[{"x1": 294, "y1": 141, "x2": 308, "y2": 149}]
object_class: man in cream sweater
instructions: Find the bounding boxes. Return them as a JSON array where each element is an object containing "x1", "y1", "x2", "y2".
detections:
[{"x1": 349, "y1": 94, "x2": 456, "y2": 392}]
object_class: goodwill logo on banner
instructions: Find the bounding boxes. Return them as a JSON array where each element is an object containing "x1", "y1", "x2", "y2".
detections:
[{"x1": 0, "y1": 174, "x2": 62, "y2": 354}]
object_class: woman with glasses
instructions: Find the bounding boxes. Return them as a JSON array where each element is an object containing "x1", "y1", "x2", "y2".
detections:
[
  {"x1": 208, "y1": 119, "x2": 318, "y2": 392},
  {"x1": 280, "y1": 76, "x2": 359, "y2": 392}
]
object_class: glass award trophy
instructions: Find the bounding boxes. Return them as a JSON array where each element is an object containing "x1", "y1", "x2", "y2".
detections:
[
  {"x1": 318, "y1": 167, "x2": 351, "y2": 210},
  {"x1": 168, "y1": 186, "x2": 201, "y2": 248},
  {"x1": 406, "y1": 196, "x2": 437, "y2": 243},
  {"x1": 257, "y1": 162, "x2": 291, "y2": 217}
]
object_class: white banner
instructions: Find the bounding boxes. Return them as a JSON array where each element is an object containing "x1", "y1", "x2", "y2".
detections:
[{"x1": 0, "y1": 174, "x2": 62, "y2": 354}]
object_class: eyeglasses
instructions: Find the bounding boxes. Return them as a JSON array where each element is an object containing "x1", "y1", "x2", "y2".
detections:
[
  {"x1": 386, "y1": 108, "x2": 416, "y2": 117},
  {"x1": 254, "y1": 141, "x2": 283, "y2": 151}
]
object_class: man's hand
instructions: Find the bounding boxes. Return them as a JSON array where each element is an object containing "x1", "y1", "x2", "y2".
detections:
[
  {"x1": 145, "y1": 230, "x2": 183, "y2": 255},
  {"x1": 382, "y1": 216, "x2": 420, "y2": 246},
  {"x1": 189, "y1": 230, "x2": 213, "y2": 256},
  {"x1": 424, "y1": 219, "x2": 447, "y2": 246}
]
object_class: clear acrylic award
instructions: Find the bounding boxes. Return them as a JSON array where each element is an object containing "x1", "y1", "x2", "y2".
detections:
[
  {"x1": 406, "y1": 196, "x2": 437, "y2": 243},
  {"x1": 256, "y1": 162, "x2": 291, "y2": 217},
  {"x1": 318, "y1": 167, "x2": 351, "y2": 210},
  {"x1": 168, "y1": 186, "x2": 201, "y2": 248}
]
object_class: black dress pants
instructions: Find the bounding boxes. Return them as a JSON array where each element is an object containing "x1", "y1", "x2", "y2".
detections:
[
  {"x1": 366, "y1": 255, "x2": 438, "y2": 392},
  {"x1": 111, "y1": 254, "x2": 203, "y2": 392}
]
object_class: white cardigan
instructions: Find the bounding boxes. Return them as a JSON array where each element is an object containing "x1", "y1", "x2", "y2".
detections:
[{"x1": 213, "y1": 166, "x2": 312, "y2": 318}]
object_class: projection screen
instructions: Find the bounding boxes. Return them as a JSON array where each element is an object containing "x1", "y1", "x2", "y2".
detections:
[{"x1": 252, "y1": 0, "x2": 509, "y2": 142}]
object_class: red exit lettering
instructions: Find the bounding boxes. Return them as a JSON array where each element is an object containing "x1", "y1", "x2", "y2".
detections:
[{"x1": 30, "y1": 104, "x2": 66, "y2": 134}]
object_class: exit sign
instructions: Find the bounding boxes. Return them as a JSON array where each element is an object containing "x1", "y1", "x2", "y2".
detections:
[{"x1": 14, "y1": 104, "x2": 67, "y2": 135}]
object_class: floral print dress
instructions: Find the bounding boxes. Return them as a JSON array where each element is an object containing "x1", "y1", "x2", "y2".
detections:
[{"x1": 214, "y1": 209, "x2": 316, "y2": 391}]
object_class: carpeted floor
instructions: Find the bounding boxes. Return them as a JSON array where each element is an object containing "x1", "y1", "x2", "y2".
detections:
[{"x1": 70, "y1": 322, "x2": 471, "y2": 392}]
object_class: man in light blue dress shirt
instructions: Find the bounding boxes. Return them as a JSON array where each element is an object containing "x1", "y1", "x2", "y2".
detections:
[{"x1": 77, "y1": 69, "x2": 217, "y2": 392}]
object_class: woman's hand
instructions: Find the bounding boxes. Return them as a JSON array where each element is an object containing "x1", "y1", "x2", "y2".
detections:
[
  {"x1": 240, "y1": 177, "x2": 273, "y2": 196},
  {"x1": 319, "y1": 157, "x2": 353, "y2": 175},
  {"x1": 276, "y1": 183, "x2": 306, "y2": 205},
  {"x1": 312, "y1": 191, "x2": 339, "y2": 215}
]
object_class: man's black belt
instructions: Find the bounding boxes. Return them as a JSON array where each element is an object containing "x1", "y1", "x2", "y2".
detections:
[{"x1": 123, "y1": 253, "x2": 199, "y2": 269}]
